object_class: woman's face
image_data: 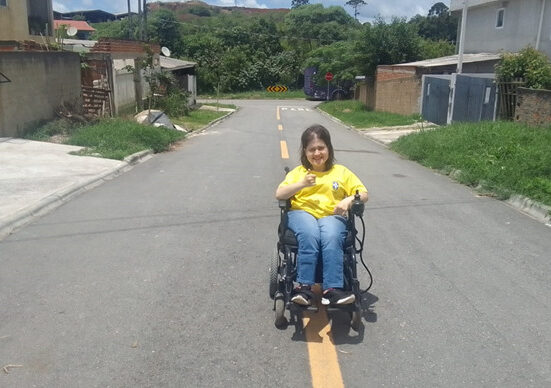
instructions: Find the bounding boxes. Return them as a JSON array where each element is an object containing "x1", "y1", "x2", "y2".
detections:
[{"x1": 305, "y1": 136, "x2": 328, "y2": 171}]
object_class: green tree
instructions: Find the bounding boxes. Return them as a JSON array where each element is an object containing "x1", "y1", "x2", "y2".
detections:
[
  {"x1": 356, "y1": 17, "x2": 422, "y2": 76},
  {"x1": 408, "y1": 2, "x2": 458, "y2": 43},
  {"x1": 304, "y1": 40, "x2": 359, "y2": 83},
  {"x1": 346, "y1": 0, "x2": 367, "y2": 21},
  {"x1": 148, "y1": 9, "x2": 183, "y2": 56},
  {"x1": 283, "y1": 4, "x2": 356, "y2": 52}
]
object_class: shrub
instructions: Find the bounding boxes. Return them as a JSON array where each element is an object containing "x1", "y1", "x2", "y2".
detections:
[{"x1": 496, "y1": 46, "x2": 551, "y2": 89}]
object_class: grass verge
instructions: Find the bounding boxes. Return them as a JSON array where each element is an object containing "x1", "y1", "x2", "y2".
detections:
[
  {"x1": 67, "y1": 118, "x2": 185, "y2": 160},
  {"x1": 318, "y1": 100, "x2": 421, "y2": 128},
  {"x1": 172, "y1": 109, "x2": 228, "y2": 131},
  {"x1": 390, "y1": 121, "x2": 551, "y2": 206},
  {"x1": 199, "y1": 89, "x2": 306, "y2": 100}
]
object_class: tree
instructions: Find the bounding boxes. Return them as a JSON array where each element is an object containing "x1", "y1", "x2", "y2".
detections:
[
  {"x1": 496, "y1": 46, "x2": 551, "y2": 89},
  {"x1": 148, "y1": 9, "x2": 183, "y2": 56},
  {"x1": 428, "y1": 2, "x2": 448, "y2": 17},
  {"x1": 346, "y1": 0, "x2": 367, "y2": 21},
  {"x1": 356, "y1": 17, "x2": 422, "y2": 76},
  {"x1": 291, "y1": 0, "x2": 309, "y2": 8}
]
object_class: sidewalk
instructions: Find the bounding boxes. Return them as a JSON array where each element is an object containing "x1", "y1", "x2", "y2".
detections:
[{"x1": 0, "y1": 138, "x2": 150, "y2": 240}]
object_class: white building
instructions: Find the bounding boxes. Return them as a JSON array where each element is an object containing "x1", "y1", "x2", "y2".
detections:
[{"x1": 450, "y1": 0, "x2": 551, "y2": 57}]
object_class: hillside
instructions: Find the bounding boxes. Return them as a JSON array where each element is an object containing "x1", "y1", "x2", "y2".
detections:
[{"x1": 147, "y1": 1, "x2": 289, "y2": 22}]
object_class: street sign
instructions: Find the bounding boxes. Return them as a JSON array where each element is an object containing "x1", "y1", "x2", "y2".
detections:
[
  {"x1": 325, "y1": 72, "x2": 334, "y2": 81},
  {"x1": 266, "y1": 85, "x2": 288, "y2": 92}
]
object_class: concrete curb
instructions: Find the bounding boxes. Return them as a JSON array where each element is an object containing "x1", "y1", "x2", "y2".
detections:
[
  {"x1": 506, "y1": 195, "x2": 551, "y2": 226},
  {"x1": 187, "y1": 108, "x2": 237, "y2": 138},
  {"x1": 318, "y1": 108, "x2": 551, "y2": 227},
  {"x1": 0, "y1": 149, "x2": 153, "y2": 241}
]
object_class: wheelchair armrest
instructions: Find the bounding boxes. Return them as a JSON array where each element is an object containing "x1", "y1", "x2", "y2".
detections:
[{"x1": 278, "y1": 199, "x2": 291, "y2": 210}]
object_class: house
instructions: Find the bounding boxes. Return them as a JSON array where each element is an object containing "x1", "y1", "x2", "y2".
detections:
[
  {"x1": 0, "y1": 0, "x2": 54, "y2": 41},
  {"x1": 450, "y1": 0, "x2": 551, "y2": 58},
  {"x1": 373, "y1": 53, "x2": 501, "y2": 116},
  {"x1": 159, "y1": 56, "x2": 197, "y2": 105},
  {"x1": 54, "y1": 20, "x2": 96, "y2": 40}
]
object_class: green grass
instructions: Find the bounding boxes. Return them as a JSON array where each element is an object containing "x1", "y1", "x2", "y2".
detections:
[
  {"x1": 67, "y1": 118, "x2": 186, "y2": 160},
  {"x1": 390, "y1": 121, "x2": 551, "y2": 206},
  {"x1": 318, "y1": 100, "x2": 422, "y2": 128},
  {"x1": 172, "y1": 109, "x2": 228, "y2": 131},
  {"x1": 199, "y1": 89, "x2": 306, "y2": 100}
]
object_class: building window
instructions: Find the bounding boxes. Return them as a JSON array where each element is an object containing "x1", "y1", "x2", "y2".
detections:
[
  {"x1": 496, "y1": 8, "x2": 505, "y2": 28},
  {"x1": 0, "y1": 0, "x2": 7, "y2": 7}
]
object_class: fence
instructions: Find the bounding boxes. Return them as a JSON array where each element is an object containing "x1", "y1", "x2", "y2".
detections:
[{"x1": 497, "y1": 78, "x2": 525, "y2": 120}]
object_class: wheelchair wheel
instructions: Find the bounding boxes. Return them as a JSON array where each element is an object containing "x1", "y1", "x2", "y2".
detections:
[
  {"x1": 350, "y1": 310, "x2": 362, "y2": 332},
  {"x1": 274, "y1": 297, "x2": 287, "y2": 328},
  {"x1": 269, "y1": 249, "x2": 279, "y2": 299}
]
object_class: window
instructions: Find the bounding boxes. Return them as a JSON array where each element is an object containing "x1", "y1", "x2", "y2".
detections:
[
  {"x1": 496, "y1": 8, "x2": 505, "y2": 28},
  {"x1": 0, "y1": 0, "x2": 7, "y2": 7}
]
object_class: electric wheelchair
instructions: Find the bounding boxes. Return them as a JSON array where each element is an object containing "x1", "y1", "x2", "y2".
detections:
[{"x1": 269, "y1": 189, "x2": 369, "y2": 332}]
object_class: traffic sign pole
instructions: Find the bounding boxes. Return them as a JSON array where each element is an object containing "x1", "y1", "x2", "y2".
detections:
[{"x1": 325, "y1": 72, "x2": 334, "y2": 101}]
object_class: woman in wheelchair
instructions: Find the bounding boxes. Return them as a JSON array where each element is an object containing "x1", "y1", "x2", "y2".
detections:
[{"x1": 275, "y1": 124, "x2": 368, "y2": 307}]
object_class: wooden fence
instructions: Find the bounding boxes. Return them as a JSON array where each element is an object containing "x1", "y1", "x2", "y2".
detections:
[{"x1": 497, "y1": 78, "x2": 525, "y2": 120}]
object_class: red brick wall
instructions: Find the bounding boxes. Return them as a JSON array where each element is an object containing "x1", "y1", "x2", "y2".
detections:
[
  {"x1": 515, "y1": 87, "x2": 551, "y2": 127},
  {"x1": 375, "y1": 75, "x2": 422, "y2": 116}
]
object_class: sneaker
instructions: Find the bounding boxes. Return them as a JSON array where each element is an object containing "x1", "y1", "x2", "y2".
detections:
[
  {"x1": 321, "y1": 288, "x2": 355, "y2": 305},
  {"x1": 291, "y1": 285, "x2": 313, "y2": 306}
]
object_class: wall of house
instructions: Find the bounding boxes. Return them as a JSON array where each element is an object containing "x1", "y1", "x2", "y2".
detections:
[
  {"x1": 354, "y1": 77, "x2": 376, "y2": 110},
  {"x1": 456, "y1": 0, "x2": 551, "y2": 58},
  {"x1": 375, "y1": 76, "x2": 422, "y2": 115},
  {"x1": 0, "y1": 1, "x2": 30, "y2": 41},
  {"x1": 515, "y1": 87, "x2": 551, "y2": 126},
  {"x1": 0, "y1": 52, "x2": 81, "y2": 137}
]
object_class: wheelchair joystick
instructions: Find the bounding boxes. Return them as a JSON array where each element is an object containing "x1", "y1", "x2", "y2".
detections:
[{"x1": 350, "y1": 190, "x2": 364, "y2": 217}]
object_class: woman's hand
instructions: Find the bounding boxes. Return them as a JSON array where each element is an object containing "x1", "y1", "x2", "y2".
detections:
[
  {"x1": 302, "y1": 170, "x2": 316, "y2": 187},
  {"x1": 333, "y1": 197, "x2": 353, "y2": 217}
]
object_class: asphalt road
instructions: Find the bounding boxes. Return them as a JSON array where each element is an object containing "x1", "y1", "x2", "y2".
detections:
[{"x1": 1, "y1": 100, "x2": 550, "y2": 387}]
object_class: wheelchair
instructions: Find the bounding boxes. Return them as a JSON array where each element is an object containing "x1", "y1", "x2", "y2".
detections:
[{"x1": 269, "y1": 190, "x2": 368, "y2": 332}]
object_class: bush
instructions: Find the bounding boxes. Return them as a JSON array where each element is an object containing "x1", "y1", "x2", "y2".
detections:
[
  {"x1": 496, "y1": 46, "x2": 551, "y2": 89},
  {"x1": 154, "y1": 90, "x2": 190, "y2": 117}
]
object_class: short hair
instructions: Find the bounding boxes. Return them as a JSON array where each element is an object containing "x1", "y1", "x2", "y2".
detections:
[{"x1": 300, "y1": 124, "x2": 335, "y2": 171}]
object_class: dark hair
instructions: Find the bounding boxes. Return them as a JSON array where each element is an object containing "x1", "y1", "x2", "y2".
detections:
[{"x1": 300, "y1": 124, "x2": 335, "y2": 171}]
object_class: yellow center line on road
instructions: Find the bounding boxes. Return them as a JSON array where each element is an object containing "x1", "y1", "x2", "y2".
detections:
[
  {"x1": 277, "y1": 106, "x2": 281, "y2": 121},
  {"x1": 303, "y1": 287, "x2": 345, "y2": 388},
  {"x1": 278, "y1": 124, "x2": 283, "y2": 131},
  {"x1": 280, "y1": 140, "x2": 289, "y2": 159}
]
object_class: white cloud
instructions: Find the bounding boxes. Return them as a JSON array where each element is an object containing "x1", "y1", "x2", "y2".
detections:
[{"x1": 52, "y1": 1, "x2": 69, "y2": 12}]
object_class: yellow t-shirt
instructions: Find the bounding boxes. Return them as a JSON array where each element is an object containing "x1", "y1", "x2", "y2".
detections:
[{"x1": 279, "y1": 164, "x2": 367, "y2": 219}]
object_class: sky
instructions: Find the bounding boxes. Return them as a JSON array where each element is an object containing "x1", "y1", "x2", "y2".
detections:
[{"x1": 52, "y1": 0, "x2": 447, "y2": 23}]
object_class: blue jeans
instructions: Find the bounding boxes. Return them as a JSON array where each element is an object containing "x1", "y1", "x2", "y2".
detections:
[{"x1": 287, "y1": 210, "x2": 348, "y2": 290}]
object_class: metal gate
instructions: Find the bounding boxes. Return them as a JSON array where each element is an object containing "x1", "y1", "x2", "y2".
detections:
[
  {"x1": 421, "y1": 76, "x2": 450, "y2": 125},
  {"x1": 452, "y1": 74, "x2": 497, "y2": 122},
  {"x1": 421, "y1": 74, "x2": 497, "y2": 125}
]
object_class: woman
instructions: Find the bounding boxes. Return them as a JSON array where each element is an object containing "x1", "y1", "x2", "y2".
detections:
[{"x1": 275, "y1": 124, "x2": 368, "y2": 306}]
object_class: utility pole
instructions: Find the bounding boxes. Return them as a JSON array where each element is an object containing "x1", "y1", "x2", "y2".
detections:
[
  {"x1": 137, "y1": 0, "x2": 143, "y2": 40},
  {"x1": 143, "y1": 0, "x2": 148, "y2": 41},
  {"x1": 127, "y1": 0, "x2": 132, "y2": 39}
]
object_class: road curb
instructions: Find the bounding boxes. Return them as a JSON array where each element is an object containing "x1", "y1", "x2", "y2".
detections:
[
  {"x1": 315, "y1": 106, "x2": 392, "y2": 147},
  {"x1": 187, "y1": 109, "x2": 237, "y2": 138},
  {"x1": 506, "y1": 195, "x2": 551, "y2": 226},
  {"x1": 0, "y1": 149, "x2": 153, "y2": 241}
]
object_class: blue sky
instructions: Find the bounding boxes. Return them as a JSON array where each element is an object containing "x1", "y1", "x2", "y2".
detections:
[{"x1": 53, "y1": 0, "x2": 447, "y2": 23}]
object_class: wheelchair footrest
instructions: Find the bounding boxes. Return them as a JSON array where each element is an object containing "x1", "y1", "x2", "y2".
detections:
[
  {"x1": 289, "y1": 303, "x2": 319, "y2": 313},
  {"x1": 326, "y1": 304, "x2": 357, "y2": 313}
]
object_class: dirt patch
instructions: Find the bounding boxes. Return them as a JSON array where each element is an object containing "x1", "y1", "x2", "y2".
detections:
[{"x1": 342, "y1": 109, "x2": 352, "y2": 113}]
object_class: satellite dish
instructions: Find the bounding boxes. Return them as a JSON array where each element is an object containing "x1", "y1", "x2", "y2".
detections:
[
  {"x1": 161, "y1": 46, "x2": 171, "y2": 57},
  {"x1": 67, "y1": 26, "x2": 78, "y2": 37}
]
